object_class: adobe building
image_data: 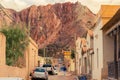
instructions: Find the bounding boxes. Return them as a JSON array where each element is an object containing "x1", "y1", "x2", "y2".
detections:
[{"x1": 0, "y1": 33, "x2": 38, "y2": 80}]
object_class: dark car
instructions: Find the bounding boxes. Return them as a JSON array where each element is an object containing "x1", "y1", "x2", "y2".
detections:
[
  {"x1": 74, "y1": 75, "x2": 87, "y2": 80},
  {"x1": 60, "y1": 66, "x2": 64, "y2": 71}
]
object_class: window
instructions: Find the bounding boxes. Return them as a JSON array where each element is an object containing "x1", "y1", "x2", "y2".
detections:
[
  {"x1": 35, "y1": 68, "x2": 45, "y2": 72},
  {"x1": 84, "y1": 57, "x2": 87, "y2": 73}
]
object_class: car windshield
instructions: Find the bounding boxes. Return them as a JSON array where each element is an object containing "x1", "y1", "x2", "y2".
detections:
[
  {"x1": 34, "y1": 68, "x2": 45, "y2": 72},
  {"x1": 43, "y1": 64, "x2": 51, "y2": 67}
]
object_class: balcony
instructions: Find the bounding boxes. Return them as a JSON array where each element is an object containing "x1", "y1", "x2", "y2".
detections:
[{"x1": 108, "y1": 61, "x2": 118, "y2": 79}]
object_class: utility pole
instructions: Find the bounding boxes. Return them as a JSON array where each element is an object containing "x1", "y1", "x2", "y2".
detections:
[
  {"x1": 39, "y1": 26, "x2": 46, "y2": 64},
  {"x1": 74, "y1": 33, "x2": 77, "y2": 74},
  {"x1": 44, "y1": 47, "x2": 46, "y2": 64},
  {"x1": 0, "y1": 3, "x2": 15, "y2": 22}
]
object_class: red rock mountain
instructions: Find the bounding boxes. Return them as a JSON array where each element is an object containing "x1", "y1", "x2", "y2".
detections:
[{"x1": 0, "y1": 2, "x2": 96, "y2": 49}]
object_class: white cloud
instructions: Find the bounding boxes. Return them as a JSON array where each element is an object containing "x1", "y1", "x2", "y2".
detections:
[
  {"x1": 1, "y1": 0, "x2": 28, "y2": 11},
  {"x1": 0, "y1": 0, "x2": 120, "y2": 13}
]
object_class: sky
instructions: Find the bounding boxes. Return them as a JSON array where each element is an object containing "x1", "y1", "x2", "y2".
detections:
[{"x1": 0, "y1": 0, "x2": 120, "y2": 14}]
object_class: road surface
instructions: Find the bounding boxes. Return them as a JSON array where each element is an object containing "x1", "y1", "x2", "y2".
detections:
[{"x1": 48, "y1": 72, "x2": 75, "y2": 80}]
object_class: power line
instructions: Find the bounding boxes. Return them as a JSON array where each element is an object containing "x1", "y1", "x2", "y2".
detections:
[{"x1": 0, "y1": 3, "x2": 15, "y2": 22}]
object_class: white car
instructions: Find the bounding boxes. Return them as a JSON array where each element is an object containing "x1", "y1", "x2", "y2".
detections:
[
  {"x1": 42, "y1": 64, "x2": 53, "y2": 74},
  {"x1": 0, "y1": 77, "x2": 24, "y2": 80},
  {"x1": 52, "y1": 66, "x2": 58, "y2": 75},
  {"x1": 31, "y1": 67, "x2": 48, "y2": 80}
]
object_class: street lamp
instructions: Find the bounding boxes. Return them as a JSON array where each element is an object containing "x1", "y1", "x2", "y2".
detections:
[{"x1": 39, "y1": 26, "x2": 47, "y2": 64}]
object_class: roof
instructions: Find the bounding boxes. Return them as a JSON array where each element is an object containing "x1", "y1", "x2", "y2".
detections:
[
  {"x1": 101, "y1": 8, "x2": 120, "y2": 31},
  {"x1": 98, "y1": 5, "x2": 120, "y2": 26},
  {"x1": 99, "y1": 5, "x2": 120, "y2": 18}
]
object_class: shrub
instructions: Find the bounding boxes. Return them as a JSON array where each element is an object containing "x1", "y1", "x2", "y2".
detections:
[{"x1": 0, "y1": 24, "x2": 29, "y2": 66}]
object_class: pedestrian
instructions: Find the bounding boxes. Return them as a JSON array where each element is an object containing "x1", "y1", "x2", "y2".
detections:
[{"x1": 63, "y1": 65, "x2": 67, "y2": 76}]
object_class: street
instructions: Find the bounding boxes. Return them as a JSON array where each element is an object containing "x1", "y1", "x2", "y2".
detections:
[{"x1": 48, "y1": 72, "x2": 75, "y2": 80}]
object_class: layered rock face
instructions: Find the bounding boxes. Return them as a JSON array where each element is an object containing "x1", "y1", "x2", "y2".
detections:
[{"x1": 0, "y1": 2, "x2": 96, "y2": 49}]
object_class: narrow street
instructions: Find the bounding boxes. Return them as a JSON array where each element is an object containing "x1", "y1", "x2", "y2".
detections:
[{"x1": 48, "y1": 72, "x2": 75, "y2": 80}]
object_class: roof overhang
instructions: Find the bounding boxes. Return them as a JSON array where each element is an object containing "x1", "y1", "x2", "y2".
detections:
[{"x1": 101, "y1": 9, "x2": 120, "y2": 33}]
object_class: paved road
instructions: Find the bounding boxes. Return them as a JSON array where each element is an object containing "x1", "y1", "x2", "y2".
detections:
[{"x1": 48, "y1": 72, "x2": 75, "y2": 80}]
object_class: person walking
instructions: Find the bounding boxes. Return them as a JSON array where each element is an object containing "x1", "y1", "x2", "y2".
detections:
[{"x1": 63, "y1": 65, "x2": 67, "y2": 76}]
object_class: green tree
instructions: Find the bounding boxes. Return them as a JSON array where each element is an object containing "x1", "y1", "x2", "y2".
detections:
[{"x1": 0, "y1": 24, "x2": 29, "y2": 66}]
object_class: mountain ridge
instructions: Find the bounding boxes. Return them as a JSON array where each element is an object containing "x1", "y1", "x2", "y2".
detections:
[{"x1": 0, "y1": 2, "x2": 96, "y2": 49}]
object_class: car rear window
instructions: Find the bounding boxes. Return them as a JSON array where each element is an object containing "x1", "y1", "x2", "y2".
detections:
[
  {"x1": 43, "y1": 64, "x2": 51, "y2": 67},
  {"x1": 34, "y1": 68, "x2": 45, "y2": 72}
]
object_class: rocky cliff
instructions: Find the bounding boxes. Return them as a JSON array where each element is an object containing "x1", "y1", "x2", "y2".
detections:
[{"x1": 0, "y1": 2, "x2": 96, "y2": 49}]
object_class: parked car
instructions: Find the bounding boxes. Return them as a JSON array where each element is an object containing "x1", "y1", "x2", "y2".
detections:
[
  {"x1": 42, "y1": 64, "x2": 53, "y2": 74},
  {"x1": 0, "y1": 77, "x2": 24, "y2": 80},
  {"x1": 30, "y1": 67, "x2": 48, "y2": 80},
  {"x1": 60, "y1": 66, "x2": 64, "y2": 71},
  {"x1": 74, "y1": 75, "x2": 87, "y2": 80},
  {"x1": 52, "y1": 66, "x2": 58, "y2": 75}
]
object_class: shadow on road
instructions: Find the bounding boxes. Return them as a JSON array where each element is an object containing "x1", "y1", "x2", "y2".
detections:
[{"x1": 31, "y1": 78, "x2": 46, "y2": 80}]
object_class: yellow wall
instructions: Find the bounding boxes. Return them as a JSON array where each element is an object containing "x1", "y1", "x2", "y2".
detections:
[
  {"x1": 70, "y1": 59, "x2": 75, "y2": 72},
  {"x1": 64, "y1": 51, "x2": 71, "y2": 59}
]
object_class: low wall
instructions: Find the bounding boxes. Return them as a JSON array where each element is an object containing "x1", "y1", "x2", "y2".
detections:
[
  {"x1": 0, "y1": 65, "x2": 28, "y2": 80},
  {"x1": 0, "y1": 33, "x2": 28, "y2": 80},
  {"x1": 0, "y1": 33, "x2": 38, "y2": 80}
]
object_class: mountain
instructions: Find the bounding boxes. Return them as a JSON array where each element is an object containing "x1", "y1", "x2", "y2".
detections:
[{"x1": 0, "y1": 2, "x2": 96, "y2": 50}]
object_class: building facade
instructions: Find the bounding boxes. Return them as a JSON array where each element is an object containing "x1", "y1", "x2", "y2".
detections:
[
  {"x1": 91, "y1": 5, "x2": 120, "y2": 80},
  {"x1": 75, "y1": 37, "x2": 82, "y2": 75},
  {"x1": 75, "y1": 5, "x2": 120, "y2": 80},
  {"x1": 102, "y1": 9, "x2": 120, "y2": 80}
]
